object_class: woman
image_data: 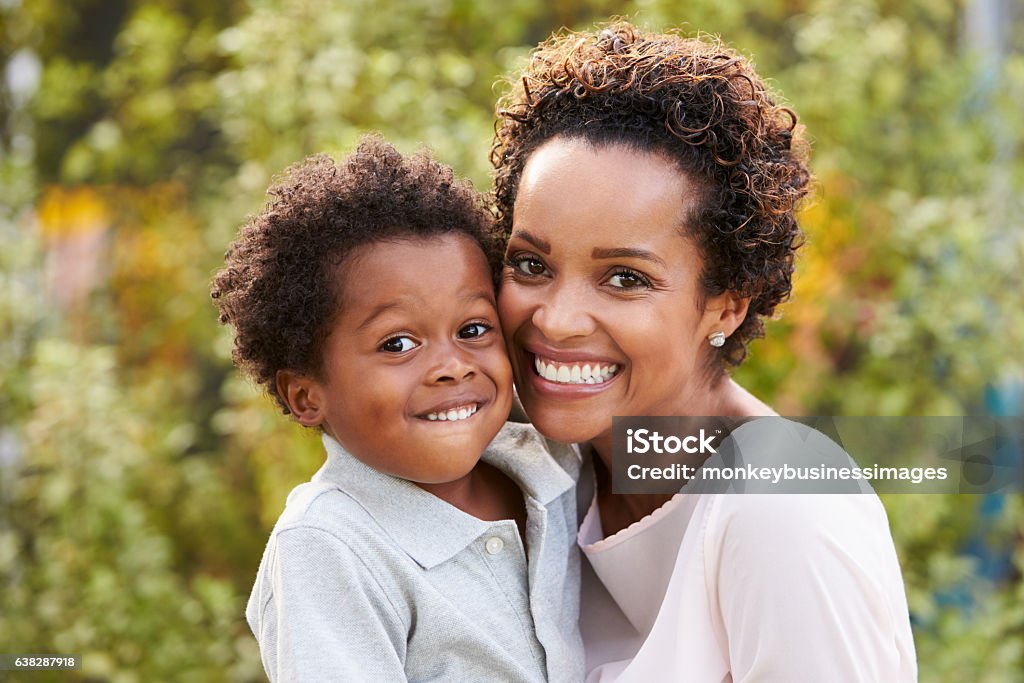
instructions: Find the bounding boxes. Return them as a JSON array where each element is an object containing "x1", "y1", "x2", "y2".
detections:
[{"x1": 492, "y1": 22, "x2": 917, "y2": 682}]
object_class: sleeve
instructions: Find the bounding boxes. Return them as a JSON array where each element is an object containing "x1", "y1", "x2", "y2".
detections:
[
  {"x1": 250, "y1": 526, "x2": 409, "y2": 683},
  {"x1": 708, "y1": 494, "x2": 917, "y2": 683}
]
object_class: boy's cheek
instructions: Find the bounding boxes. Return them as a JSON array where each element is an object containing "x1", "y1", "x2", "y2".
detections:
[
  {"x1": 485, "y1": 347, "x2": 515, "y2": 387},
  {"x1": 490, "y1": 357, "x2": 515, "y2": 421}
]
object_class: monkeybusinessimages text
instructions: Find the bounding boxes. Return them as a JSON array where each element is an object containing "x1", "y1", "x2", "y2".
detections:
[{"x1": 625, "y1": 428, "x2": 951, "y2": 485}]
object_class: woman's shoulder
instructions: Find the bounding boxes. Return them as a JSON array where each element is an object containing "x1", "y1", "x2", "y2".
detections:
[
  {"x1": 689, "y1": 416, "x2": 892, "y2": 554},
  {"x1": 695, "y1": 416, "x2": 875, "y2": 494},
  {"x1": 708, "y1": 417, "x2": 891, "y2": 541},
  {"x1": 708, "y1": 491, "x2": 891, "y2": 555}
]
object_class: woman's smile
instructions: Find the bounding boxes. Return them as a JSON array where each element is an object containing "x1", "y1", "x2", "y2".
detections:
[
  {"x1": 525, "y1": 348, "x2": 625, "y2": 398},
  {"x1": 532, "y1": 356, "x2": 620, "y2": 385}
]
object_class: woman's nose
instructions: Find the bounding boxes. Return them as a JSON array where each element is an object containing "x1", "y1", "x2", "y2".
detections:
[{"x1": 531, "y1": 282, "x2": 597, "y2": 341}]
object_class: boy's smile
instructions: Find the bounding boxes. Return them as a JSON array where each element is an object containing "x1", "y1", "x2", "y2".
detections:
[{"x1": 290, "y1": 234, "x2": 513, "y2": 485}]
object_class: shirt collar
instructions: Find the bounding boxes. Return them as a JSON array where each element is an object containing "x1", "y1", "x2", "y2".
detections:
[
  {"x1": 481, "y1": 422, "x2": 576, "y2": 506},
  {"x1": 315, "y1": 423, "x2": 574, "y2": 570}
]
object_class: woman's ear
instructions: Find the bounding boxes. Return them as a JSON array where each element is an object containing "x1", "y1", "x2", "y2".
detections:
[
  {"x1": 276, "y1": 370, "x2": 325, "y2": 428},
  {"x1": 702, "y1": 291, "x2": 750, "y2": 339}
]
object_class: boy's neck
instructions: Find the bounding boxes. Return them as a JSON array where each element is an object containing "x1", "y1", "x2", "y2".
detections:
[{"x1": 418, "y1": 462, "x2": 526, "y2": 538}]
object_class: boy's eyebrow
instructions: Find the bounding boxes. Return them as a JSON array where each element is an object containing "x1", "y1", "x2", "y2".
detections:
[
  {"x1": 357, "y1": 301, "x2": 406, "y2": 331},
  {"x1": 356, "y1": 291, "x2": 497, "y2": 332},
  {"x1": 465, "y1": 290, "x2": 498, "y2": 308}
]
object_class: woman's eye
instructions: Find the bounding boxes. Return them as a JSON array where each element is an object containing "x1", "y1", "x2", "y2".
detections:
[
  {"x1": 458, "y1": 322, "x2": 491, "y2": 340},
  {"x1": 509, "y1": 256, "x2": 549, "y2": 277},
  {"x1": 379, "y1": 336, "x2": 417, "y2": 353},
  {"x1": 607, "y1": 270, "x2": 651, "y2": 289}
]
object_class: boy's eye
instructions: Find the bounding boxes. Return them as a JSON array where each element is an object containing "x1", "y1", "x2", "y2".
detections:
[
  {"x1": 606, "y1": 269, "x2": 651, "y2": 289},
  {"x1": 379, "y1": 336, "x2": 417, "y2": 353},
  {"x1": 508, "y1": 255, "x2": 549, "y2": 277},
  {"x1": 457, "y1": 322, "x2": 491, "y2": 340}
]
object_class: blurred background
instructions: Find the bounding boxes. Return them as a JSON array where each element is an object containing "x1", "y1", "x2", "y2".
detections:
[{"x1": 1, "y1": 0, "x2": 1022, "y2": 680}]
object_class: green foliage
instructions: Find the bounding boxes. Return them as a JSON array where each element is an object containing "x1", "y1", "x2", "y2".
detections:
[
  {"x1": 2, "y1": 340, "x2": 258, "y2": 681},
  {"x1": 2, "y1": 0, "x2": 1022, "y2": 680}
]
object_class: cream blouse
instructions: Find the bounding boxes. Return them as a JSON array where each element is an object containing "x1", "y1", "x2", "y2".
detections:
[{"x1": 578, "y1": 424, "x2": 918, "y2": 682}]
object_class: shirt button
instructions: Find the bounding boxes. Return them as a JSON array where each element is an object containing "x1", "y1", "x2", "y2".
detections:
[{"x1": 485, "y1": 536, "x2": 504, "y2": 555}]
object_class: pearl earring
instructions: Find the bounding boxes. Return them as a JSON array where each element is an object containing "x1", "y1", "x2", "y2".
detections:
[{"x1": 708, "y1": 331, "x2": 726, "y2": 348}]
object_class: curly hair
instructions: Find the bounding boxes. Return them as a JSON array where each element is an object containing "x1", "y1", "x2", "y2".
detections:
[
  {"x1": 212, "y1": 135, "x2": 500, "y2": 412},
  {"x1": 491, "y1": 21, "x2": 811, "y2": 367}
]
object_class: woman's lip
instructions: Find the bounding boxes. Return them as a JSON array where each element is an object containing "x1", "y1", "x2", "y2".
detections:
[
  {"x1": 521, "y1": 353, "x2": 624, "y2": 398},
  {"x1": 522, "y1": 343, "x2": 621, "y2": 366}
]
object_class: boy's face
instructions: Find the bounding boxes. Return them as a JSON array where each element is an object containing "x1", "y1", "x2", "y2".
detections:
[{"x1": 296, "y1": 234, "x2": 512, "y2": 484}]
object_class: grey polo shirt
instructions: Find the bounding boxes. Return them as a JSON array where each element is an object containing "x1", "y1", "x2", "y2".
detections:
[{"x1": 246, "y1": 422, "x2": 584, "y2": 682}]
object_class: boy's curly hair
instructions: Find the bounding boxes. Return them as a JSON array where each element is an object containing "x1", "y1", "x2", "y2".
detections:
[
  {"x1": 212, "y1": 135, "x2": 500, "y2": 412},
  {"x1": 491, "y1": 21, "x2": 812, "y2": 367}
]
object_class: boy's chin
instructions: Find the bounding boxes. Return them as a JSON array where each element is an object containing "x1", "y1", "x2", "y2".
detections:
[
  {"x1": 408, "y1": 431, "x2": 502, "y2": 482},
  {"x1": 408, "y1": 452, "x2": 482, "y2": 486}
]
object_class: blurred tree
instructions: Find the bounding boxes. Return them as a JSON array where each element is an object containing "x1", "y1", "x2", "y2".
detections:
[{"x1": 24, "y1": 0, "x2": 242, "y2": 185}]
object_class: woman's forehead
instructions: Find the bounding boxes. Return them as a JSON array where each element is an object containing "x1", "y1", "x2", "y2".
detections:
[{"x1": 513, "y1": 138, "x2": 700, "y2": 250}]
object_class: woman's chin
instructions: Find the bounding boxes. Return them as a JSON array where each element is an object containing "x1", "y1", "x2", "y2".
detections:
[{"x1": 522, "y1": 399, "x2": 608, "y2": 445}]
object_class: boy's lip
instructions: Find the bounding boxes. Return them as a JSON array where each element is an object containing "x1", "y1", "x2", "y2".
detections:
[{"x1": 414, "y1": 395, "x2": 490, "y2": 419}]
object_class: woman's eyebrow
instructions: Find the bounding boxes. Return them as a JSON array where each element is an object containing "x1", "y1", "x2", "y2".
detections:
[
  {"x1": 591, "y1": 247, "x2": 666, "y2": 267},
  {"x1": 510, "y1": 229, "x2": 551, "y2": 254}
]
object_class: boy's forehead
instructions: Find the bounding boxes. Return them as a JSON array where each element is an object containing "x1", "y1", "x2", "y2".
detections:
[{"x1": 334, "y1": 234, "x2": 497, "y2": 325}]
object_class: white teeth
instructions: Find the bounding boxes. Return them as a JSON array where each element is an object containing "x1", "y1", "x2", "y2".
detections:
[
  {"x1": 534, "y1": 356, "x2": 620, "y2": 385},
  {"x1": 424, "y1": 403, "x2": 478, "y2": 422}
]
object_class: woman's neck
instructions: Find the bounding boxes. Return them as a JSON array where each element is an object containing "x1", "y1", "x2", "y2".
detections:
[
  {"x1": 590, "y1": 377, "x2": 775, "y2": 536},
  {"x1": 592, "y1": 454, "x2": 676, "y2": 537},
  {"x1": 590, "y1": 377, "x2": 774, "y2": 465}
]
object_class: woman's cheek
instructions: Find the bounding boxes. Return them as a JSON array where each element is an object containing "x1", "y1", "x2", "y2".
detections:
[{"x1": 497, "y1": 280, "x2": 531, "y2": 338}]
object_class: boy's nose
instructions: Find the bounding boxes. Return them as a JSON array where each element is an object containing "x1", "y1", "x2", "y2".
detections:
[{"x1": 427, "y1": 345, "x2": 477, "y2": 384}]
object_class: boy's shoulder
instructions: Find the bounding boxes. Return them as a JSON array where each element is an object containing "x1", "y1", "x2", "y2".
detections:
[
  {"x1": 272, "y1": 435, "x2": 415, "y2": 544},
  {"x1": 261, "y1": 473, "x2": 423, "y2": 589},
  {"x1": 270, "y1": 477, "x2": 378, "y2": 547}
]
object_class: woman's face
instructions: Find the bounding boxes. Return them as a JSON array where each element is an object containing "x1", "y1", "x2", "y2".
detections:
[{"x1": 498, "y1": 137, "x2": 744, "y2": 450}]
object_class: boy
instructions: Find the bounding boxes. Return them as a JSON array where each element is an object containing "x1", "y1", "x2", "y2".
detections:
[{"x1": 211, "y1": 137, "x2": 583, "y2": 682}]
